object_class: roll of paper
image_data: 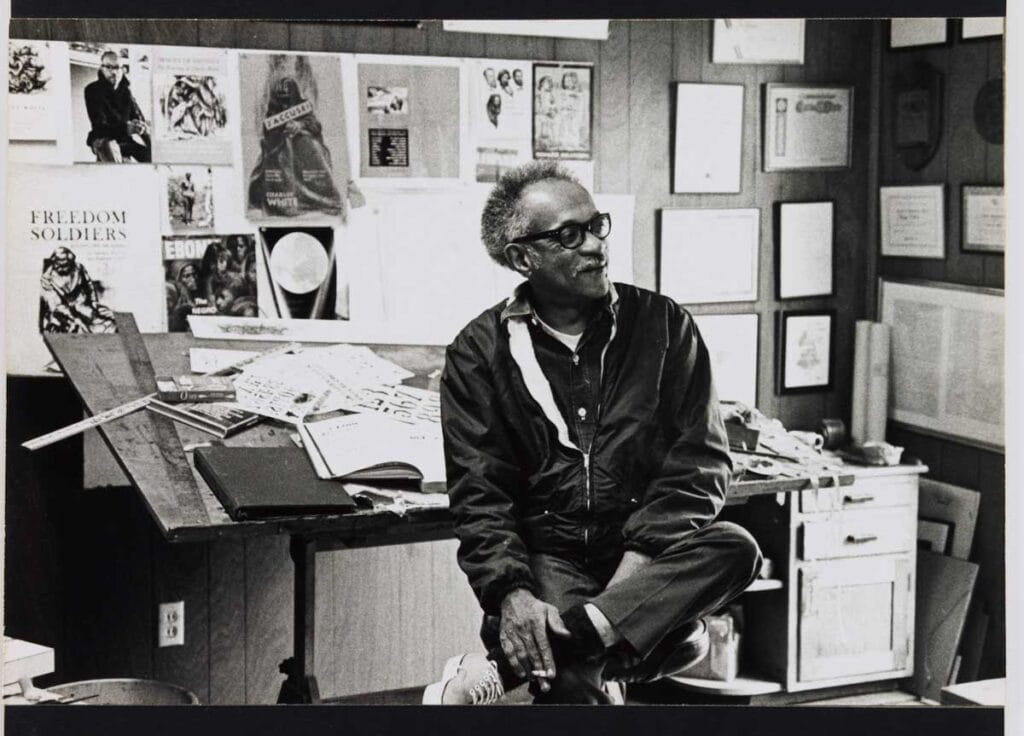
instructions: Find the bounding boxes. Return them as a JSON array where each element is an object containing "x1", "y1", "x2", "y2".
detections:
[
  {"x1": 850, "y1": 320, "x2": 873, "y2": 445},
  {"x1": 865, "y1": 322, "x2": 891, "y2": 442}
]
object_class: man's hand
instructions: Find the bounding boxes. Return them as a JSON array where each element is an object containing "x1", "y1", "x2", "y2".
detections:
[{"x1": 499, "y1": 588, "x2": 570, "y2": 689}]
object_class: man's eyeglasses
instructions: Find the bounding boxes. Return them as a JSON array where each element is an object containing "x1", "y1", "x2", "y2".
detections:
[
  {"x1": 511, "y1": 212, "x2": 612, "y2": 250},
  {"x1": 101, "y1": 64, "x2": 121, "y2": 70}
]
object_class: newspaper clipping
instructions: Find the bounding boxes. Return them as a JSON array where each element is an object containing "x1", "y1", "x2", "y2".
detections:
[{"x1": 163, "y1": 234, "x2": 258, "y2": 331}]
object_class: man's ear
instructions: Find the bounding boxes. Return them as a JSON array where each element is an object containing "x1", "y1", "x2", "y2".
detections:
[{"x1": 503, "y1": 242, "x2": 534, "y2": 277}]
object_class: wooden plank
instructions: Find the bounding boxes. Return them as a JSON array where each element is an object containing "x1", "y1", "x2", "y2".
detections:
[
  {"x1": 152, "y1": 539, "x2": 210, "y2": 704},
  {"x1": 392, "y1": 24, "x2": 429, "y2": 56},
  {"x1": 208, "y1": 539, "x2": 247, "y2": 704},
  {"x1": 244, "y1": 535, "x2": 293, "y2": 703},
  {"x1": 314, "y1": 550, "x2": 336, "y2": 697},
  {"x1": 288, "y1": 23, "x2": 328, "y2": 52},
  {"x1": 974, "y1": 450, "x2": 1005, "y2": 678},
  {"x1": 628, "y1": 20, "x2": 673, "y2": 291},
  {"x1": 910, "y1": 550, "x2": 979, "y2": 701},
  {"x1": 937, "y1": 441, "x2": 981, "y2": 491},
  {"x1": 235, "y1": 21, "x2": 289, "y2": 50},
  {"x1": 8, "y1": 19, "x2": 47, "y2": 38},
  {"x1": 596, "y1": 21, "x2": 630, "y2": 196},
  {"x1": 197, "y1": 21, "x2": 237, "y2": 49}
]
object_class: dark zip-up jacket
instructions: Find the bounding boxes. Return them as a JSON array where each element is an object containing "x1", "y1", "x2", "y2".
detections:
[
  {"x1": 440, "y1": 282, "x2": 731, "y2": 615},
  {"x1": 84, "y1": 72, "x2": 144, "y2": 146}
]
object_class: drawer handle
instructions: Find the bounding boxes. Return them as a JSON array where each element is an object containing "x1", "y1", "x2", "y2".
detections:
[
  {"x1": 843, "y1": 493, "x2": 875, "y2": 504},
  {"x1": 845, "y1": 533, "x2": 879, "y2": 544}
]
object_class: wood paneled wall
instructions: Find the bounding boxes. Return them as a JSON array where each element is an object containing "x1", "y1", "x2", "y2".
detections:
[
  {"x1": 4, "y1": 17, "x2": 1004, "y2": 701},
  {"x1": 876, "y1": 26, "x2": 1005, "y2": 679}
]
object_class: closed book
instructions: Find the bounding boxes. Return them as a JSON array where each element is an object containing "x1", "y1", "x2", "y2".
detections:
[
  {"x1": 155, "y1": 374, "x2": 237, "y2": 402},
  {"x1": 147, "y1": 400, "x2": 261, "y2": 438},
  {"x1": 194, "y1": 446, "x2": 357, "y2": 520}
]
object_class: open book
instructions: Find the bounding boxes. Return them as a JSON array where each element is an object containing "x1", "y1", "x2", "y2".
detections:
[{"x1": 297, "y1": 410, "x2": 446, "y2": 493}]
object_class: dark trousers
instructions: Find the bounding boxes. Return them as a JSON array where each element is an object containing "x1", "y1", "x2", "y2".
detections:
[{"x1": 481, "y1": 520, "x2": 762, "y2": 703}]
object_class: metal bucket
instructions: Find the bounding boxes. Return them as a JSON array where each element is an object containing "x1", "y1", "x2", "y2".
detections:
[{"x1": 47, "y1": 678, "x2": 200, "y2": 705}]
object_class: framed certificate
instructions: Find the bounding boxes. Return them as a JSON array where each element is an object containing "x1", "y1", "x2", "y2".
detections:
[
  {"x1": 711, "y1": 19, "x2": 805, "y2": 65},
  {"x1": 880, "y1": 185, "x2": 945, "y2": 259},
  {"x1": 762, "y1": 84, "x2": 853, "y2": 171},
  {"x1": 889, "y1": 18, "x2": 949, "y2": 49},
  {"x1": 776, "y1": 310, "x2": 834, "y2": 394},
  {"x1": 961, "y1": 185, "x2": 1004, "y2": 253},
  {"x1": 673, "y1": 83, "x2": 744, "y2": 193},
  {"x1": 659, "y1": 208, "x2": 760, "y2": 304},
  {"x1": 776, "y1": 201, "x2": 834, "y2": 299}
]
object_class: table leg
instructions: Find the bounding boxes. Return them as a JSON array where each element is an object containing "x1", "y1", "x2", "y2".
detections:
[{"x1": 278, "y1": 535, "x2": 321, "y2": 704}]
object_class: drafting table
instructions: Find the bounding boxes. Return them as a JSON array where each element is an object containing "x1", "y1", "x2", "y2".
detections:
[{"x1": 44, "y1": 331, "x2": 854, "y2": 704}]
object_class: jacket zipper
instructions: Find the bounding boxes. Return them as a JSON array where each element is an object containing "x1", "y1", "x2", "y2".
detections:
[{"x1": 583, "y1": 451, "x2": 591, "y2": 548}]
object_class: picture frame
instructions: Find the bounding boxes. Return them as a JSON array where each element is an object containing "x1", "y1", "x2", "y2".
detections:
[
  {"x1": 878, "y1": 278, "x2": 1004, "y2": 450},
  {"x1": 961, "y1": 185, "x2": 1004, "y2": 253},
  {"x1": 762, "y1": 84, "x2": 853, "y2": 172},
  {"x1": 711, "y1": 19, "x2": 805, "y2": 65},
  {"x1": 691, "y1": 312, "x2": 759, "y2": 407},
  {"x1": 672, "y1": 83, "x2": 744, "y2": 193},
  {"x1": 880, "y1": 184, "x2": 945, "y2": 258},
  {"x1": 889, "y1": 18, "x2": 950, "y2": 49},
  {"x1": 776, "y1": 310, "x2": 834, "y2": 394},
  {"x1": 776, "y1": 201, "x2": 834, "y2": 299},
  {"x1": 960, "y1": 17, "x2": 1003, "y2": 40},
  {"x1": 659, "y1": 208, "x2": 760, "y2": 304}
]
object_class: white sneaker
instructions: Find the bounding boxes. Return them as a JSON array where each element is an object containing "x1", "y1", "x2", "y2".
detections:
[{"x1": 423, "y1": 653, "x2": 505, "y2": 705}]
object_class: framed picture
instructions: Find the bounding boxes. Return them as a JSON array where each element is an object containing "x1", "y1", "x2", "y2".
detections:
[
  {"x1": 776, "y1": 201, "x2": 834, "y2": 299},
  {"x1": 961, "y1": 17, "x2": 1003, "y2": 40},
  {"x1": 533, "y1": 62, "x2": 593, "y2": 161},
  {"x1": 762, "y1": 84, "x2": 853, "y2": 171},
  {"x1": 659, "y1": 208, "x2": 760, "y2": 304},
  {"x1": 878, "y1": 278, "x2": 1003, "y2": 450},
  {"x1": 673, "y1": 83, "x2": 743, "y2": 193},
  {"x1": 711, "y1": 19, "x2": 805, "y2": 65},
  {"x1": 889, "y1": 18, "x2": 949, "y2": 49},
  {"x1": 776, "y1": 310, "x2": 834, "y2": 394},
  {"x1": 880, "y1": 185, "x2": 945, "y2": 258},
  {"x1": 692, "y1": 312, "x2": 759, "y2": 407},
  {"x1": 961, "y1": 185, "x2": 1004, "y2": 253}
]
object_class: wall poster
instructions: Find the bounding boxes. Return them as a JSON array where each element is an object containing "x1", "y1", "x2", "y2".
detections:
[
  {"x1": 69, "y1": 42, "x2": 153, "y2": 164},
  {"x1": 163, "y1": 234, "x2": 258, "y2": 331},
  {"x1": 151, "y1": 46, "x2": 232, "y2": 165},
  {"x1": 5, "y1": 164, "x2": 162, "y2": 375},
  {"x1": 468, "y1": 59, "x2": 533, "y2": 183},
  {"x1": 9, "y1": 40, "x2": 61, "y2": 141},
  {"x1": 240, "y1": 52, "x2": 355, "y2": 220},
  {"x1": 533, "y1": 62, "x2": 592, "y2": 160},
  {"x1": 162, "y1": 165, "x2": 215, "y2": 232},
  {"x1": 357, "y1": 61, "x2": 460, "y2": 180}
]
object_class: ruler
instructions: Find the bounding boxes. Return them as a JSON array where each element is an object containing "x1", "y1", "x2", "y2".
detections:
[{"x1": 21, "y1": 339, "x2": 303, "y2": 451}]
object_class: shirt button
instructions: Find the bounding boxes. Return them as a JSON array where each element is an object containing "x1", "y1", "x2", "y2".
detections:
[
  {"x1": 577, "y1": 407, "x2": 587, "y2": 419},
  {"x1": 572, "y1": 354, "x2": 579, "y2": 365}
]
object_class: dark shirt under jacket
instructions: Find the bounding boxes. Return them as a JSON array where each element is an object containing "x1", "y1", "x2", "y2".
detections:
[{"x1": 83, "y1": 71, "x2": 144, "y2": 147}]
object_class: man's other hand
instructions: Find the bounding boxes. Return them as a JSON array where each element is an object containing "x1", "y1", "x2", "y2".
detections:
[{"x1": 499, "y1": 588, "x2": 570, "y2": 688}]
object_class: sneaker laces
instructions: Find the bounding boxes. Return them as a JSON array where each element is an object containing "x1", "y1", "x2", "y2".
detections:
[{"x1": 466, "y1": 661, "x2": 504, "y2": 705}]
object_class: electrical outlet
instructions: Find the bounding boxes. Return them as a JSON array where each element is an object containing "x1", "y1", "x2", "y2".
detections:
[{"x1": 158, "y1": 601, "x2": 185, "y2": 647}]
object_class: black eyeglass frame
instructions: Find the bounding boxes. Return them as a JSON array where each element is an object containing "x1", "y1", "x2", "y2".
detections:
[{"x1": 510, "y1": 212, "x2": 612, "y2": 250}]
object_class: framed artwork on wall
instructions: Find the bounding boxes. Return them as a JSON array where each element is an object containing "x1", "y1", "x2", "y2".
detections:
[
  {"x1": 762, "y1": 84, "x2": 853, "y2": 172},
  {"x1": 889, "y1": 18, "x2": 949, "y2": 49},
  {"x1": 659, "y1": 208, "x2": 760, "y2": 304},
  {"x1": 672, "y1": 83, "x2": 744, "y2": 193},
  {"x1": 960, "y1": 17, "x2": 1003, "y2": 40},
  {"x1": 880, "y1": 184, "x2": 945, "y2": 259},
  {"x1": 691, "y1": 312, "x2": 759, "y2": 408},
  {"x1": 961, "y1": 185, "x2": 1004, "y2": 254},
  {"x1": 776, "y1": 310, "x2": 834, "y2": 394},
  {"x1": 711, "y1": 19, "x2": 805, "y2": 65},
  {"x1": 776, "y1": 201, "x2": 834, "y2": 299}
]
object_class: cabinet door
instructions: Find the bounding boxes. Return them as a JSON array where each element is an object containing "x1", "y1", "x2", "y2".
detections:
[{"x1": 798, "y1": 556, "x2": 913, "y2": 683}]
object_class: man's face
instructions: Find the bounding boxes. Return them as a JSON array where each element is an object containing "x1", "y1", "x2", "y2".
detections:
[
  {"x1": 483, "y1": 68, "x2": 496, "y2": 87},
  {"x1": 99, "y1": 53, "x2": 121, "y2": 85},
  {"x1": 513, "y1": 69, "x2": 524, "y2": 86},
  {"x1": 516, "y1": 180, "x2": 610, "y2": 304}
]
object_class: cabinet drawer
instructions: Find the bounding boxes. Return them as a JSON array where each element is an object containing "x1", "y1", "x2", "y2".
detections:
[
  {"x1": 801, "y1": 507, "x2": 915, "y2": 560},
  {"x1": 799, "y1": 477, "x2": 916, "y2": 514}
]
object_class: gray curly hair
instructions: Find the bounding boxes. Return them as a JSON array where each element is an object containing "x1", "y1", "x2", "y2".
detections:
[{"x1": 480, "y1": 160, "x2": 579, "y2": 269}]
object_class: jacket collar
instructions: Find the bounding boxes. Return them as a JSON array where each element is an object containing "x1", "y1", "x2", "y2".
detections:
[{"x1": 499, "y1": 280, "x2": 619, "y2": 324}]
